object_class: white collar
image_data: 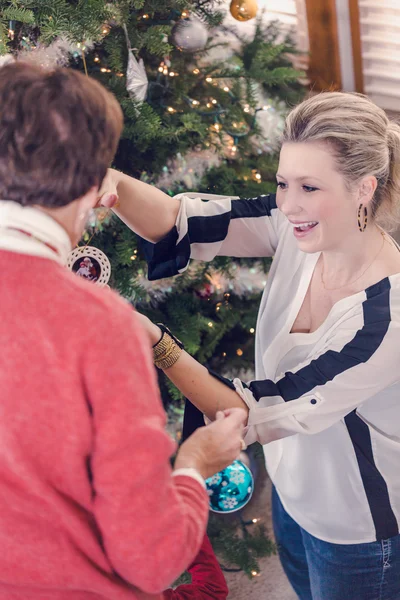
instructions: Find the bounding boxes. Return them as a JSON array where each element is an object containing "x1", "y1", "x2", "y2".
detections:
[{"x1": 0, "y1": 200, "x2": 71, "y2": 265}]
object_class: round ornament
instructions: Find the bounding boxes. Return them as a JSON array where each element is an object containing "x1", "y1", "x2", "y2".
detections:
[
  {"x1": 195, "y1": 282, "x2": 215, "y2": 299},
  {"x1": 171, "y1": 17, "x2": 208, "y2": 52},
  {"x1": 205, "y1": 459, "x2": 254, "y2": 513},
  {"x1": 229, "y1": 0, "x2": 258, "y2": 22},
  {"x1": 67, "y1": 246, "x2": 111, "y2": 287}
]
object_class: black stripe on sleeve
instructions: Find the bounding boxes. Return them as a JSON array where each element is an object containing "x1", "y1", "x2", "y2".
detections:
[
  {"x1": 230, "y1": 194, "x2": 277, "y2": 219},
  {"x1": 249, "y1": 277, "x2": 391, "y2": 402},
  {"x1": 140, "y1": 227, "x2": 188, "y2": 280},
  {"x1": 142, "y1": 194, "x2": 277, "y2": 280},
  {"x1": 187, "y1": 194, "x2": 277, "y2": 243}
]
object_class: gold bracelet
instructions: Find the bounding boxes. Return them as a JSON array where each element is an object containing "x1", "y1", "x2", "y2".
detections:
[
  {"x1": 153, "y1": 330, "x2": 172, "y2": 360},
  {"x1": 153, "y1": 331, "x2": 182, "y2": 370}
]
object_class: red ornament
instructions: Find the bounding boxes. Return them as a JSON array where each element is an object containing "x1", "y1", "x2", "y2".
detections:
[{"x1": 195, "y1": 283, "x2": 215, "y2": 299}]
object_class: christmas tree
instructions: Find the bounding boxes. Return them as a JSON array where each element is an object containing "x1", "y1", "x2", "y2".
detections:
[{"x1": 0, "y1": 0, "x2": 305, "y2": 577}]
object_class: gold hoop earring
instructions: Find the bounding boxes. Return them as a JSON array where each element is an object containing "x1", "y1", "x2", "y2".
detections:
[{"x1": 357, "y1": 204, "x2": 367, "y2": 232}]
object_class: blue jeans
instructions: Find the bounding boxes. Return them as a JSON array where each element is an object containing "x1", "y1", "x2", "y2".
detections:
[{"x1": 272, "y1": 486, "x2": 400, "y2": 600}]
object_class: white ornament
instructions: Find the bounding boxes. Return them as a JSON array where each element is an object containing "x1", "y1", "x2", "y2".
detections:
[
  {"x1": 67, "y1": 246, "x2": 111, "y2": 287},
  {"x1": 123, "y1": 24, "x2": 148, "y2": 103},
  {"x1": 171, "y1": 17, "x2": 208, "y2": 52},
  {"x1": 126, "y1": 51, "x2": 148, "y2": 103}
]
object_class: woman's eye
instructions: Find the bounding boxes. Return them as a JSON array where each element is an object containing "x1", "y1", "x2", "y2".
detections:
[
  {"x1": 277, "y1": 182, "x2": 287, "y2": 189},
  {"x1": 302, "y1": 185, "x2": 318, "y2": 193}
]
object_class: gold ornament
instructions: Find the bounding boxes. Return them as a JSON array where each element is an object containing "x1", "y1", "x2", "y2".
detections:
[{"x1": 229, "y1": 0, "x2": 258, "y2": 21}]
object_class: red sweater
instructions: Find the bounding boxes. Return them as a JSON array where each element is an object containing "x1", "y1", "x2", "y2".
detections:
[{"x1": 0, "y1": 249, "x2": 209, "y2": 600}]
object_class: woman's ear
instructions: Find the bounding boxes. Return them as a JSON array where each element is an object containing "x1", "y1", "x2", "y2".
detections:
[{"x1": 357, "y1": 176, "x2": 378, "y2": 208}]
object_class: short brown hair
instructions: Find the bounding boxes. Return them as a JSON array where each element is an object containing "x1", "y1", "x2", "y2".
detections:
[{"x1": 0, "y1": 61, "x2": 123, "y2": 207}]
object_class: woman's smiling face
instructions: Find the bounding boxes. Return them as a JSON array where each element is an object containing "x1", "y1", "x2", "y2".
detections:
[{"x1": 276, "y1": 141, "x2": 361, "y2": 253}]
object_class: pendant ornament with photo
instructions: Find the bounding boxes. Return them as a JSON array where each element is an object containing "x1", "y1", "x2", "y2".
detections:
[{"x1": 67, "y1": 246, "x2": 111, "y2": 287}]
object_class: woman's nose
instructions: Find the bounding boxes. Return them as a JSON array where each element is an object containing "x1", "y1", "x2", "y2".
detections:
[{"x1": 278, "y1": 192, "x2": 302, "y2": 217}]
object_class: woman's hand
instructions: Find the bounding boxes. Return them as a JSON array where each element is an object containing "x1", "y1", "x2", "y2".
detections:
[
  {"x1": 97, "y1": 169, "x2": 120, "y2": 208},
  {"x1": 174, "y1": 408, "x2": 247, "y2": 480}
]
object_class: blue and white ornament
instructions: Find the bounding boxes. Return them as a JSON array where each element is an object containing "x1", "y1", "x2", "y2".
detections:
[{"x1": 205, "y1": 459, "x2": 254, "y2": 513}]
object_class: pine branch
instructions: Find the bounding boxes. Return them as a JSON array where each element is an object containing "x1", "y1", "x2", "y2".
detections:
[
  {"x1": 1, "y1": 6, "x2": 34, "y2": 23},
  {"x1": 0, "y1": 20, "x2": 8, "y2": 54},
  {"x1": 142, "y1": 24, "x2": 171, "y2": 56}
]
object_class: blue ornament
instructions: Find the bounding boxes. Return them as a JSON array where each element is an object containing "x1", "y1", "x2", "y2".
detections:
[{"x1": 205, "y1": 459, "x2": 254, "y2": 513}]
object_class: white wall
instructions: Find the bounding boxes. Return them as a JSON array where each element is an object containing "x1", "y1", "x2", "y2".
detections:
[
  {"x1": 220, "y1": 0, "x2": 308, "y2": 55},
  {"x1": 335, "y1": 0, "x2": 356, "y2": 91}
]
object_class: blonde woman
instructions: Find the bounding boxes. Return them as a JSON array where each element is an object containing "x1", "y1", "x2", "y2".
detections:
[{"x1": 101, "y1": 92, "x2": 400, "y2": 599}]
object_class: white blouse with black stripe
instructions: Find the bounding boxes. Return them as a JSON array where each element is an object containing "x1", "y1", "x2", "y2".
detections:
[{"x1": 144, "y1": 193, "x2": 400, "y2": 544}]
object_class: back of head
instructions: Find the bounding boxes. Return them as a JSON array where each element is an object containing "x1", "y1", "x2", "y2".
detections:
[
  {"x1": 0, "y1": 61, "x2": 123, "y2": 208},
  {"x1": 283, "y1": 91, "x2": 400, "y2": 231}
]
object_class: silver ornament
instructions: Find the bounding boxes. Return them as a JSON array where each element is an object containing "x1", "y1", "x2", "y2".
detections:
[{"x1": 171, "y1": 17, "x2": 208, "y2": 52}]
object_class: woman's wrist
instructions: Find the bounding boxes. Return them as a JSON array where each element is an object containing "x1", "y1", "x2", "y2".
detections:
[
  {"x1": 152, "y1": 324, "x2": 184, "y2": 370},
  {"x1": 149, "y1": 322, "x2": 163, "y2": 346}
]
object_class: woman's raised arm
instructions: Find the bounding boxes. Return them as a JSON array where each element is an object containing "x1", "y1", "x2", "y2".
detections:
[{"x1": 100, "y1": 168, "x2": 180, "y2": 243}]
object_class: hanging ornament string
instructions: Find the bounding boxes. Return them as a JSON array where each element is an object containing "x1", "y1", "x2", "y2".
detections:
[{"x1": 68, "y1": 202, "x2": 113, "y2": 287}]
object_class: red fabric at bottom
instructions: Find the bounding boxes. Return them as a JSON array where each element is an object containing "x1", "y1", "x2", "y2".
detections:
[{"x1": 164, "y1": 535, "x2": 228, "y2": 600}]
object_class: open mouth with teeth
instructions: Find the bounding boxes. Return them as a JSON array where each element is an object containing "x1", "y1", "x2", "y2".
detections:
[{"x1": 294, "y1": 221, "x2": 318, "y2": 233}]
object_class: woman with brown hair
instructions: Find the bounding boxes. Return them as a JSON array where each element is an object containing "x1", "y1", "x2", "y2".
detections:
[
  {"x1": 0, "y1": 61, "x2": 246, "y2": 600},
  {"x1": 102, "y1": 92, "x2": 400, "y2": 599}
]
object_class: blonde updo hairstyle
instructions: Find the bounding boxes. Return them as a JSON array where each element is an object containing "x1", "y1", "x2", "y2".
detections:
[{"x1": 282, "y1": 92, "x2": 400, "y2": 232}]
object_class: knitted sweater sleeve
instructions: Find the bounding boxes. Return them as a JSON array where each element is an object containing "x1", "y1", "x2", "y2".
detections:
[{"x1": 83, "y1": 302, "x2": 209, "y2": 594}]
